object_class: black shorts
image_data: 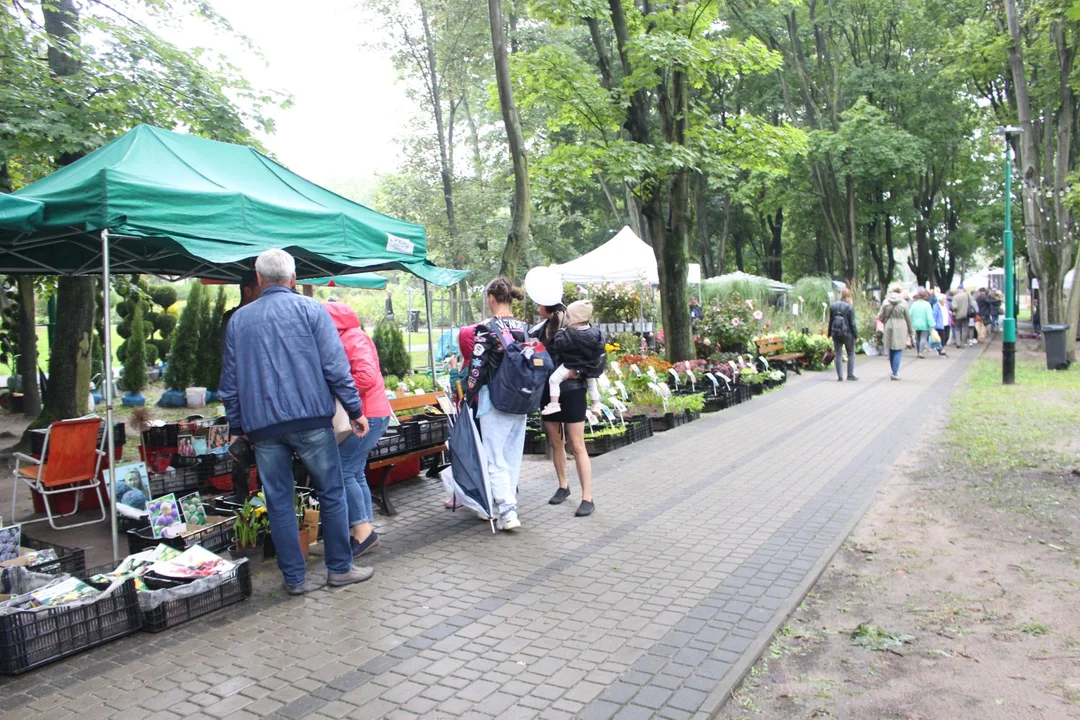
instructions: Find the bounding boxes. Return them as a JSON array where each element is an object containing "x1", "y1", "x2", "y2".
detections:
[{"x1": 541, "y1": 385, "x2": 587, "y2": 424}]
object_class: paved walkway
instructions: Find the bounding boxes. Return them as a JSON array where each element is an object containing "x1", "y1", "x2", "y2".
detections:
[{"x1": 0, "y1": 346, "x2": 982, "y2": 720}]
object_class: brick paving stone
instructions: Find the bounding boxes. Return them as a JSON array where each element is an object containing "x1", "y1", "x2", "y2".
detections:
[{"x1": 0, "y1": 350, "x2": 978, "y2": 720}]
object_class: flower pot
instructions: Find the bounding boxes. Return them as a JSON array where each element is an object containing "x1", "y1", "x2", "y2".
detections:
[
  {"x1": 228, "y1": 543, "x2": 259, "y2": 560},
  {"x1": 121, "y1": 392, "x2": 146, "y2": 407}
]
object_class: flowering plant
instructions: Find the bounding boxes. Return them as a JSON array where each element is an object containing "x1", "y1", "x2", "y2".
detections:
[
  {"x1": 583, "y1": 282, "x2": 651, "y2": 322},
  {"x1": 696, "y1": 294, "x2": 762, "y2": 355},
  {"x1": 233, "y1": 496, "x2": 268, "y2": 550}
]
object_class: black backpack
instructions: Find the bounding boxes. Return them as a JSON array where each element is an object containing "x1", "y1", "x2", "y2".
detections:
[{"x1": 830, "y1": 303, "x2": 850, "y2": 339}]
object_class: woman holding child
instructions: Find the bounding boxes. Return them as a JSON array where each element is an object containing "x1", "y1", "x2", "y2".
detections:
[{"x1": 525, "y1": 267, "x2": 596, "y2": 518}]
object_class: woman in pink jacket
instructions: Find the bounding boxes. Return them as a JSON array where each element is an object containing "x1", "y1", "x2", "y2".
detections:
[{"x1": 325, "y1": 301, "x2": 391, "y2": 557}]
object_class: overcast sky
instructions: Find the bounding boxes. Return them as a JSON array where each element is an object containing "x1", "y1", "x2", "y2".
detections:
[{"x1": 193, "y1": 0, "x2": 411, "y2": 192}]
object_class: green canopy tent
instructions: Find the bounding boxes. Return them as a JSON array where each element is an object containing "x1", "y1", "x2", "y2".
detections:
[
  {"x1": 0, "y1": 124, "x2": 467, "y2": 560},
  {"x1": 299, "y1": 273, "x2": 387, "y2": 290}
]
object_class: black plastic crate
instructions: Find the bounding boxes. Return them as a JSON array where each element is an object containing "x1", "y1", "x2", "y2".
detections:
[
  {"x1": 585, "y1": 431, "x2": 629, "y2": 456},
  {"x1": 0, "y1": 579, "x2": 141, "y2": 675},
  {"x1": 625, "y1": 417, "x2": 653, "y2": 444},
  {"x1": 127, "y1": 516, "x2": 235, "y2": 555},
  {"x1": 197, "y1": 454, "x2": 234, "y2": 482},
  {"x1": 370, "y1": 428, "x2": 408, "y2": 458},
  {"x1": 650, "y1": 412, "x2": 688, "y2": 433},
  {"x1": 18, "y1": 535, "x2": 86, "y2": 577},
  {"x1": 148, "y1": 466, "x2": 202, "y2": 497},
  {"x1": 141, "y1": 561, "x2": 252, "y2": 633},
  {"x1": 399, "y1": 415, "x2": 450, "y2": 452}
]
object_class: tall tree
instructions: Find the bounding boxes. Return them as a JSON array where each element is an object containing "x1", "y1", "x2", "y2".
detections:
[{"x1": 489, "y1": 0, "x2": 531, "y2": 279}]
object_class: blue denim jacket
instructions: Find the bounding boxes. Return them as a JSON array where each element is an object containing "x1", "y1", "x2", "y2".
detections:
[{"x1": 219, "y1": 286, "x2": 362, "y2": 441}]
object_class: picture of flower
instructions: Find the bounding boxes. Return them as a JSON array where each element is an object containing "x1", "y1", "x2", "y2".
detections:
[{"x1": 147, "y1": 493, "x2": 184, "y2": 538}]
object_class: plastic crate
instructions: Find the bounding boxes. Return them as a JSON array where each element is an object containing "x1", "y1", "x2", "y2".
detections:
[
  {"x1": 0, "y1": 579, "x2": 141, "y2": 675},
  {"x1": 18, "y1": 535, "x2": 86, "y2": 577},
  {"x1": 650, "y1": 412, "x2": 688, "y2": 433},
  {"x1": 197, "y1": 455, "x2": 234, "y2": 483},
  {"x1": 370, "y1": 428, "x2": 408, "y2": 459},
  {"x1": 399, "y1": 415, "x2": 449, "y2": 452},
  {"x1": 127, "y1": 515, "x2": 235, "y2": 555},
  {"x1": 625, "y1": 417, "x2": 654, "y2": 443},
  {"x1": 584, "y1": 431, "x2": 629, "y2": 456},
  {"x1": 148, "y1": 466, "x2": 202, "y2": 497},
  {"x1": 141, "y1": 561, "x2": 252, "y2": 633}
]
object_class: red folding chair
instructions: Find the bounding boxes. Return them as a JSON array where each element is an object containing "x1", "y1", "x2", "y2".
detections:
[{"x1": 11, "y1": 416, "x2": 107, "y2": 530}]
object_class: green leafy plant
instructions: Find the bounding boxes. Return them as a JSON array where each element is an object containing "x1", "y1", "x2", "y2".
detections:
[
  {"x1": 696, "y1": 294, "x2": 763, "y2": 355},
  {"x1": 197, "y1": 286, "x2": 228, "y2": 390},
  {"x1": 122, "y1": 299, "x2": 147, "y2": 393},
  {"x1": 165, "y1": 282, "x2": 203, "y2": 390},
  {"x1": 232, "y1": 497, "x2": 268, "y2": 550},
  {"x1": 850, "y1": 623, "x2": 915, "y2": 651},
  {"x1": 584, "y1": 425, "x2": 627, "y2": 440},
  {"x1": 373, "y1": 319, "x2": 411, "y2": 378}
]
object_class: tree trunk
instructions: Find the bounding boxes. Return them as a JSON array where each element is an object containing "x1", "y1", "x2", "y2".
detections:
[
  {"x1": 40, "y1": 277, "x2": 93, "y2": 422},
  {"x1": 734, "y1": 230, "x2": 745, "y2": 271},
  {"x1": 489, "y1": 0, "x2": 531, "y2": 280},
  {"x1": 419, "y1": 0, "x2": 459, "y2": 240},
  {"x1": 694, "y1": 173, "x2": 714, "y2": 278},
  {"x1": 16, "y1": 278, "x2": 41, "y2": 416},
  {"x1": 36, "y1": 0, "x2": 93, "y2": 425},
  {"x1": 764, "y1": 208, "x2": 783, "y2": 281},
  {"x1": 718, "y1": 196, "x2": 731, "y2": 274},
  {"x1": 456, "y1": 278, "x2": 475, "y2": 323}
]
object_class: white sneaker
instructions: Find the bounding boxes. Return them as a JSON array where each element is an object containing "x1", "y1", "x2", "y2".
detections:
[
  {"x1": 540, "y1": 401, "x2": 562, "y2": 416},
  {"x1": 496, "y1": 512, "x2": 521, "y2": 531}
]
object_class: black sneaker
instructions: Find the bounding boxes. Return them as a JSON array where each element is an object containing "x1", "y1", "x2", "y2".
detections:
[
  {"x1": 549, "y1": 487, "x2": 571, "y2": 505},
  {"x1": 847, "y1": 375, "x2": 858, "y2": 381},
  {"x1": 575, "y1": 500, "x2": 595, "y2": 517},
  {"x1": 350, "y1": 532, "x2": 380, "y2": 558}
]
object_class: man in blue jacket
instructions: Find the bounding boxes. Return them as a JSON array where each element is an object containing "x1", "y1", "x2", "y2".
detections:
[{"x1": 219, "y1": 249, "x2": 371, "y2": 594}]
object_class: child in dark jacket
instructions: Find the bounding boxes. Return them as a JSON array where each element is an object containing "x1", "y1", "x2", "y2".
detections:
[{"x1": 541, "y1": 299, "x2": 606, "y2": 415}]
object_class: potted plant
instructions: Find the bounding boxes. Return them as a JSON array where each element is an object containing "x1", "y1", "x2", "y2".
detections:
[{"x1": 230, "y1": 497, "x2": 267, "y2": 560}]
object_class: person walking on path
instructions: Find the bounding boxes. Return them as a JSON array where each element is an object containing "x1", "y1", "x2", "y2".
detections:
[
  {"x1": 465, "y1": 277, "x2": 533, "y2": 531},
  {"x1": 909, "y1": 289, "x2": 935, "y2": 358},
  {"x1": 220, "y1": 249, "x2": 372, "y2": 595},
  {"x1": 951, "y1": 286, "x2": 974, "y2": 347},
  {"x1": 932, "y1": 291, "x2": 950, "y2": 357},
  {"x1": 976, "y1": 288, "x2": 994, "y2": 339},
  {"x1": 877, "y1": 285, "x2": 912, "y2": 381},
  {"x1": 827, "y1": 288, "x2": 858, "y2": 382},
  {"x1": 324, "y1": 301, "x2": 390, "y2": 559}
]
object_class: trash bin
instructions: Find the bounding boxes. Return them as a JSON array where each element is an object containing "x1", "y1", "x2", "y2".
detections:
[
  {"x1": 1043, "y1": 324, "x2": 1071, "y2": 370},
  {"x1": 407, "y1": 309, "x2": 421, "y2": 333}
]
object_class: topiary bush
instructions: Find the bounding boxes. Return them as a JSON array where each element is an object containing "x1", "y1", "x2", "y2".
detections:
[
  {"x1": 165, "y1": 282, "x2": 203, "y2": 389},
  {"x1": 122, "y1": 300, "x2": 147, "y2": 393},
  {"x1": 373, "y1": 318, "x2": 411, "y2": 378},
  {"x1": 196, "y1": 286, "x2": 226, "y2": 390}
]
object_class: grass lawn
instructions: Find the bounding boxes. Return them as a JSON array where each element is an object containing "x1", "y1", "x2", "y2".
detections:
[
  {"x1": 0, "y1": 326, "x2": 125, "y2": 378},
  {"x1": 946, "y1": 357, "x2": 1080, "y2": 478}
]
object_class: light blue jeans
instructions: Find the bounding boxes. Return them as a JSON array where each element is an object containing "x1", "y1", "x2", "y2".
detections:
[
  {"x1": 889, "y1": 349, "x2": 903, "y2": 376},
  {"x1": 339, "y1": 416, "x2": 390, "y2": 526},
  {"x1": 251, "y1": 426, "x2": 352, "y2": 586},
  {"x1": 478, "y1": 408, "x2": 527, "y2": 517}
]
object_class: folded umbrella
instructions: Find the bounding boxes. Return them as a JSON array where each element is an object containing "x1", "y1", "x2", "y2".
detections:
[{"x1": 440, "y1": 403, "x2": 496, "y2": 532}]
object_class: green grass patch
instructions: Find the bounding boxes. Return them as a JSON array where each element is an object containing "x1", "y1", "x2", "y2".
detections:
[{"x1": 945, "y1": 358, "x2": 1080, "y2": 478}]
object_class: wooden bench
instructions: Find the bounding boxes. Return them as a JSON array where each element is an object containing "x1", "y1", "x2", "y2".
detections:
[
  {"x1": 755, "y1": 336, "x2": 804, "y2": 375},
  {"x1": 367, "y1": 391, "x2": 449, "y2": 516}
]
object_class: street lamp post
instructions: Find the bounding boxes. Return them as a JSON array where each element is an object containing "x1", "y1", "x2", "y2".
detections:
[{"x1": 996, "y1": 125, "x2": 1023, "y2": 385}]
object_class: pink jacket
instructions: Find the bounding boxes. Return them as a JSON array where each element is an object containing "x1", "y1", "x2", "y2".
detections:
[{"x1": 324, "y1": 302, "x2": 392, "y2": 419}]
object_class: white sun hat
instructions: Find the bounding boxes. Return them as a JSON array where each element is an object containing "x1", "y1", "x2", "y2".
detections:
[{"x1": 524, "y1": 266, "x2": 563, "y2": 306}]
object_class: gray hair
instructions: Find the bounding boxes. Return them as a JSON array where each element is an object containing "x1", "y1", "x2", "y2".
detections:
[{"x1": 255, "y1": 249, "x2": 296, "y2": 285}]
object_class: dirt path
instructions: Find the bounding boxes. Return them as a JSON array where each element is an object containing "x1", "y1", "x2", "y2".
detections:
[{"x1": 721, "y1": 343, "x2": 1080, "y2": 720}]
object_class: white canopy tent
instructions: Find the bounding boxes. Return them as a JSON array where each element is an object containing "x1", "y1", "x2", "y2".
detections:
[
  {"x1": 553, "y1": 226, "x2": 659, "y2": 284},
  {"x1": 703, "y1": 270, "x2": 793, "y2": 293}
]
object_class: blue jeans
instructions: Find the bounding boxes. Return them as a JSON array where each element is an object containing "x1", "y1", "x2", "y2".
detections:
[
  {"x1": 889, "y1": 349, "x2": 903, "y2": 376},
  {"x1": 339, "y1": 416, "x2": 390, "y2": 527},
  {"x1": 252, "y1": 426, "x2": 352, "y2": 585},
  {"x1": 478, "y1": 408, "x2": 527, "y2": 517}
]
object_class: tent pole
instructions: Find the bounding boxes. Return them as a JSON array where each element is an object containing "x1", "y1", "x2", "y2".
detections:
[
  {"x1": 424, "y1": 280, "x2": 436, "y2": 388},
  {"x1": 101, "y1": 229, "x2": 119, "y2": 563}
]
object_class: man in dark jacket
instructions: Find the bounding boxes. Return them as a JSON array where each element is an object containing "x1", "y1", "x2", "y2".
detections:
[{"x1": 219, "y1": 249, "x2": 371, "y2": 595}]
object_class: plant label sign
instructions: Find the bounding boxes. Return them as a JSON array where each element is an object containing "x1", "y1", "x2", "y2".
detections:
[
  {"x1": 705, "y1": 372, "x2": 720, "y2": 389},
  {"x1": 614, "y1": 380, "x2": 629, "y2": 399},
  {"x1": 687, "y1": 370, "x2": 696, "y2": 389},
  {"x1": 668, "y1": 368, "x2": 680, "y2": 387},
  {"x1": 611, "y1": 361, "x2": 623, "y2": 377},
  {"x1": 599, "y1": 405, "x2": 616, "y2": 423},
  {"x1": 759, "y1": 356, "x2": 770, "y2": 370},
  {"x1": 646, "y1": 366, "x2": 658, "y2": 381},
  {"x1": 629, "y1": 364, "x2": 641, "y2": 376}
]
